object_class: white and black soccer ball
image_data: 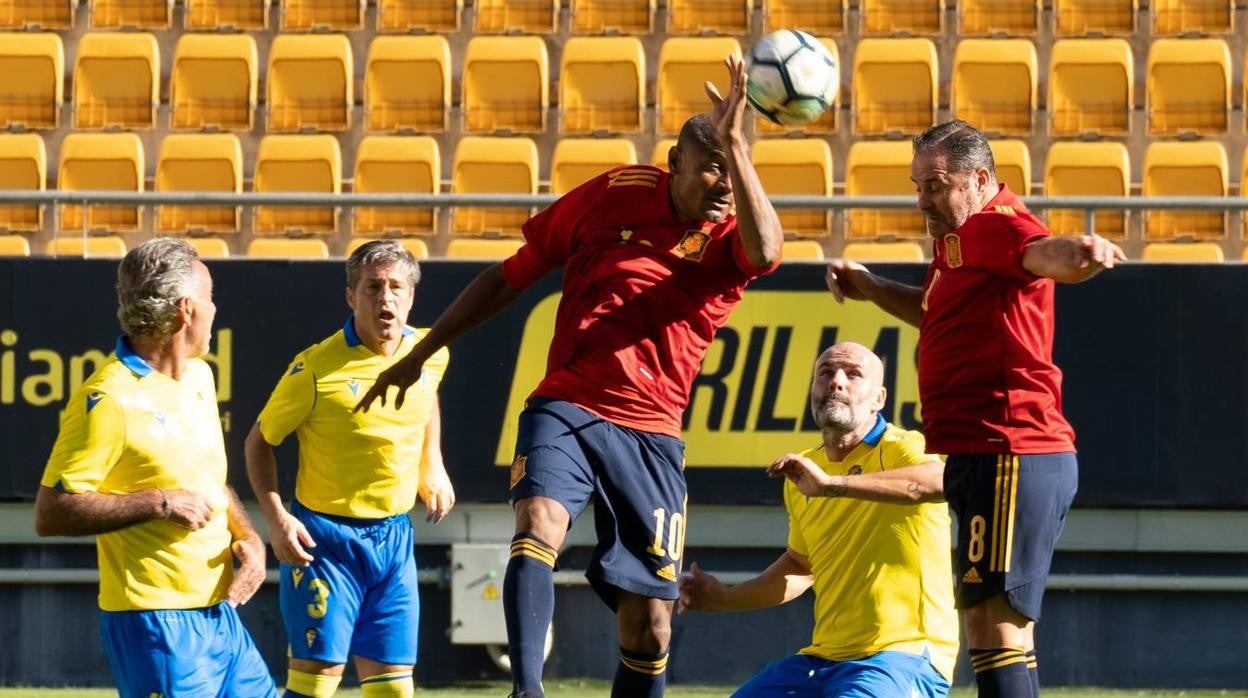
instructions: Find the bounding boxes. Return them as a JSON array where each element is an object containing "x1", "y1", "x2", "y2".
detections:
[{"x1": 746, "y1": 30, "x2": 839, "y2": 126}]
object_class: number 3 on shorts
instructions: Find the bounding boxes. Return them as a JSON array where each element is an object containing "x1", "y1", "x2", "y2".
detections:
[
  {"x1": 307, "y1": 578, "x2": 330, "y2": 619},
  {"x1": 646, "y1": 507, "x2": 686, "y2": 562}
]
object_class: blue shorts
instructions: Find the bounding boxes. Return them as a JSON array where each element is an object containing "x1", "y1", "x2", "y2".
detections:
[
  {"x1": 510, "y1": 398, "x2": 687, "y2": 609},
  {"x1": 280, "y1": 500, "x2": 419, "y2": 665},
  {"x1": 944, "y1": 452, "x2": 1079, "y2": 621},
  {"x1": 733, "y1": 651, "x2": 950, "y2": 698},
  {"x1": 100, "y1": 601, "x2": 276, "y2": 698}
]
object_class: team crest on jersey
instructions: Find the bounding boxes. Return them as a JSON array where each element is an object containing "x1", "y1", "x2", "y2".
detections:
[
  {"x1": 944, "y1": 234, "x2": 963, "y2": 268},
  {"x1": 509, "y1": 455, "x2": 527, "y2": 489},
  {"x1": 672, "y1": 229, "x2": 711, "y2": 262},
  {"x1": 847, "y1": 465, "x2": 862, "y2": 476},
  {"x1": 305, "y1": 628, "x2": 318, "y2": 649}
]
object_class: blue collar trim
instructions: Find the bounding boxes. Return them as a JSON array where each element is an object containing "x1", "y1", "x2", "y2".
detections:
[
  {"x1": 862, "y1": 413, "x2": 888, "y2": 446},
  {"x1": 115, "y1": 336, "x2": 154, "y2": 378},
  {"x1": 343, "y1": 316, "x2": 414, "y2": 348}
]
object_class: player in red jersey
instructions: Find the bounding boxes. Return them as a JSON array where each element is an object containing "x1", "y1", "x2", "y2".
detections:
[
  {"x1": 356, "y1": 56, "x2": 782, "y2": 698},
  {"x1": 822, "y1": 120, "x2": 1124, "y2": 698}
]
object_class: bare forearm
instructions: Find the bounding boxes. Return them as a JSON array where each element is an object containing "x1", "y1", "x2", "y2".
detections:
[
  {"x1": 407, "y1": 264, "x2": 522, "y2": 366},
  {"x1": 820, "y1": 462, "x2": 945, "y2": 504},
  {"x1": 726, "y1": 137, "x2": 782, "y2": 268},
  {"x1": 716, "y1": 551, "x2": 813, "y2": 612},
  {"x1": 243, "y1": 426, "x2": 285, "y2": 523},
  {"x1": 1023, "y1": 237, "x2": 1102, "y2": 283},
  {"x1": 33, "y1": 486, "x2": 162, "y2": 537},
  {"x1": 863, "y1": 275, "x2": 924, "y2": 328},
  {"x1": 224, "y1": 486, "x2": 260, "y2": 543},
  {"x1": 420, "y1": 397, "x2": 445, "y2": 474}
]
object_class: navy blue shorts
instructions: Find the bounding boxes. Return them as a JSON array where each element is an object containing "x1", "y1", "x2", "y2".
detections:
[
  {"x1": 509, "y1": 398, "x2": 687, "y2": 609},
  {"x1": 944, "y1": 452, "x2": 1078, "y2": 621}
]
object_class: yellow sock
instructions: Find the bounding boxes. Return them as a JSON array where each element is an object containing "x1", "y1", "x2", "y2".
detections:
[
  {"x1": 286, "y1": 669, "x2": 342, "y2": 698},
  {"x1": 360, "y1": 670, "x2": 415, "y2": 698}
]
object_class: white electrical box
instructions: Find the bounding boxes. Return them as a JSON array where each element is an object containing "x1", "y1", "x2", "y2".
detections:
[{"x1": 450, "y1": 543, "x2": 510, "y2": 645}]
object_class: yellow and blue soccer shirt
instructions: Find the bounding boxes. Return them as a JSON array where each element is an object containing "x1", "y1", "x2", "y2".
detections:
[
  {"x1": 41, "y1": 337, "x2": 234, "y2": 612},
  {"x1": 785, "y1": 415, "x2": 960, "y2": 681},
  {"x1": 257, "y1": 318, "x2": 449, "y2": 520}
]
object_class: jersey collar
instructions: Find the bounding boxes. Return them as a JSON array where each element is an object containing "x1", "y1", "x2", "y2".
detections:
[
  {"x1": 343, "y1": 315, "x2": 414, "y2": 348},
  {"x1": 861, "y1": 413, "x2": 888, "y2": 446},
  {"x1": 114, "y1": 335, "x2": 154, "y2": 378}
]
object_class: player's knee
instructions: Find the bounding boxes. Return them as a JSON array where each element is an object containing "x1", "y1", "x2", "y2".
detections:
[
  {"x1": 619, "y1": 610, "x2": 672, "y2": 654},
  {"x1": 963, "y1": 595, "x2": 1030, "y2": 649},
  {"x1": 285, "y1": 668, "x2": 342, "y2": 698},
  {"x1": 514, "y1": 497, "x2": 569, "y2": 548}
]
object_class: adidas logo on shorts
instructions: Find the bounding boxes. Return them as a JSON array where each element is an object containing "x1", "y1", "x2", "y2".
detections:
[{"x1": 962, "y1": 567, "x2": 983, "y2": 584}]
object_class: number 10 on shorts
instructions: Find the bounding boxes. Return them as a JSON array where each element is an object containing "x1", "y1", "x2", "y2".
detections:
[{"x1": 647, "y1": 507, "x2": 686, "y2": 561}]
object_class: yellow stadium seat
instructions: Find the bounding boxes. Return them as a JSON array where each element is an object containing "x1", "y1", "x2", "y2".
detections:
[
  {"x1": 989, "y1": 140, "x2": 1031, "y2": 196},
  {"x1": 667, "y1": 0, "x2": 750, "y2": 35},
  {"x1": 860, "y1": 0, "x2": 943, "y2": 35},
  {"x1": 47, "y1": 236, "x2": 127, "y2": 258},
  {"x1": 845, "y1": 141, "x2": 924, "y2": 239},
  {"x1": 186, "y1": 237, "x2": 230, "y2": 258},
  {"x1": 842, "y1": 241, "x2": 926, "y2": 262},
  {"x1": 0, "y1": 133, "x2": 45, "y2": 232},
  {"x1": 764, "y1": 0, "x2": 846, "y2": 35},
  {"x1": 958, "y1": 0, "x2": 1038, "y2": 34},
  {"x1": 474, "y1": 0, "x2": 557, "y2": 33},
  {"x1": 90, "y1": 0, "x2": 171, "y2": 29},
  {"x1": 1144, "y1": 141, "x2": 1227, "y2": 241},
  {"x1": 570, "y1": 0, "x2": 653, "y2": 33},
  {"x1": 1152, "y1": 0, "x2": 1232, "y2": 35},
  {"x1": 651, "y1": 139, "x2": 676, "y2": 169},
  {"x1": 1142, "y1": 242, "x2": 1224, "y2": 263},
  {"x1": 347, "y1": 237, "x2": 430, "y2": 258},
  {"x1": 751, "y1": 139, "x2": 832, "y2": 238},
  {"x1": 0, "y1": 1, "x2": 74, "y2": 29},
  {"x1": 445, "y1": 238, "x2": 525, "y2": 259},
  {"x1": 755, "y1": 38, "x2": 839, "y2": 136},
  {"x1": 550, "y1": 139, "x2": 637, "y2": 195},
  {"x1": 560, "y1": 37, "x2": 645, "y2": 135},
  {"x1": 353, "y1": 135, "x2": 440, "y2": 237},
  {"x1": 0, "y1": 33, "x2": 61, "y2": 130},
  {"x1": 73, "y1": 33, "x2": 159, "y2": 130},
  {"x1": 952, "y1": 39, "x2": 1037, "y2": 136},
  {"x1": 184, "y1": 0, "x2": 268, "y2": 30},
  {"x1": 782, "y1": 240, "x2": 825, "y2": 261},
  {"x1": 365, "y1": 36, "x2": 450, "y2": 134},
  {"x1": 852, "y1": 38, "x2": 937, "y2": 136},
  {"x1": 246, "y1": 238, "x2": 330, "y2": 259},
  {"x1": 156, "y1": 134, "x2": 243, "y2": 235},
  {"x1": 1048, "y1": 38, "x2": 1132, "y2": 137},
  {"x1": 1243, "y1": 146, "x2": 1248, "y2": 239},
  {"x1": 452, "y1": 136, "x2": 537, "y2": 237},
  {"x1": 0, "y1": 235, "x2": 29, "y2": 256},
  {"x1": 1044, "y1": 142, "x2": 1129, "y2": 239},
  {"x1": 1147, "y1": 38, "x2": 1230, "y2": 136},
  {"x1": 170, "y1": 34, "x2": 257, "y2": 132},
  {"x1": 378, "y1": 0, "x2": 461, "y2": 32},
  {"x1": 58, "y1": 133, "x2": 143, "y2": 234},
  {"x1": 1053, "y1": 0, "x2": 1136, "y2": 35},
  {"x1": 254, "y1": 135, "x2": 342, "y2": 236},
  {"x1": 267, "y1": 35, "x2": 352, "y2": 133},
  {"x1": 462, "y1": 37, "x2": 548, "y2": 134},
  {"x1": 281, "y1": 0, "x2": 363, "y2": 30},
  {"x1": 656, "y1": 37, "x2": 741, "y2": 136}
]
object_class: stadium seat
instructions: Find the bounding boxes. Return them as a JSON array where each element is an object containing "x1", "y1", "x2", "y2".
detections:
[
  {"x1": 451, "y1": 136, "x2": 538, "y2": 237},
  {"x1": 347, "y1": 236, "x2": 429, "y2": 258},
  {"x1": 462, "y1": 36, "x2": 548, "y2": 134},
  {"x1": 58, "y1": 133, "x2": 143, "y2": 234},
  {"x1": 1141, "y1": 242, "x2": 1224, "y2": 263},
  {"x1": 667, "y1": 0, "x2": 750, "y2": 35},
  {"x1": 1243, "y1": 146, "x2": 1248, "y2": 239},
  {"x1": 656, "y1": 37, "x2": 742, "y2": 135},
  {"x1": 246, "y1": 238, "x2": 330, "y2": 259},
  {"x1": 377, "y1": 0, "x2": 461, "y2": 33},
  {"x1": 570, "y1": 0, "x2": 653, "y2": 33},
  {"x1": 474, "y1": 0, "x2": 558, "y2": 33},
  {"x1": 155, "y1": 133, "x2": 243, "y2": 234},
  {"x1": 842, "y1": 241, "x2": 926, "y2": 262},
  {"x1": 170, "y1": 34, "x2": 257, "y2": 132},
  {"x1": 0, "y1": 235, "x2": 29, "y2": 256},
  {"x1": 1143, "y1": 141, "x2": 1227, "y2": 240},
  {"x1": 860, "y1": 0, "x2": 943, "y2": 35},
  {"x1": 445, "y1": 238, "x2": 525, "y2": 259},
  {"x1": 186, "y1": 237, "x2": 230, "y2": 258},
  {"x1": 782, "y1": 240, "x2": 825, "y2": 261},
  {"x1": 267, "y1": 35, "x2": 353, "y2": 133},
  {"x1": 254, "y1": 135, "x2": 342, "y2": 236},
  {"x1": 46, "y1": 236, "x2": 127, "y2": 258},
  {"x1": 353, "y1": 135, "x2": 440, "y2": 237},
  {"x1": 184, "y1": 0, "x2": 268, "y2": 30},
  {"x1": 0, "y1": 133, "x2": 45, "y2": 232},
  {"x1": 73, "y1": 33, "x2": 160, "y2": 130},
  {"x1": 1146, "y1": 38, "x2": 1230, "y2": 136},
  {"x1": 0, "y1": 32, "x2": 62, "y2": 129},
  {"x1": 755, "y1": 38, "x2": 839, "y2": 136},
  {"x1": 651, "y1": 139, "x2": 676, "y2": 168},
  {"x1": 851, "y1": 38, "x2": 937, "y2": 136},
  {"x1": 90, "y1": 0, "x2": 171, "y2": 29},
  {"x1": 764, "y1": 0, "x2": 846, "y2": 35},
  {"x1": 751, "y1": 139, "x2": 832, "y2": 238},
  {"x1": 989, "y1": 140, "x2": 1031, "y2": 196},
  {"x1": 365, "y1": 35, "x2": 451, "y2": 133},
  {"x1": 0, "y1": 0, "x2": 75, "y2": 29},
  {"x1": 952, "y1": 39, "x2": 1037, "y2": 136},
  {"x1": 1053, "y1": 0, "x2": 1136, "y2": 35},
  {"x1": 281, "y1": 0, "x2": 363, "y2": 30},
  {"x1": 1152, "y1": 0, "x2": 1232, "y2": 35},
  {"x1": 1044, "y1": 141, "x2": 1129, "y2": 239},
  {"x1": 958, "y1": 0, "x2": 1039, "y2": 34},
  {"x1": 550, "y1": 139, "x2": 637, "y2": 195},
  {"x1": 1048, "y1": 38, "x2": 1132, "y2": 137},
  {"x1": 559, "y1": 37, "x2": 645, "y2": 135},
  {"x1": 845, "y1": 141, "x2": 924, "y2": 239}
]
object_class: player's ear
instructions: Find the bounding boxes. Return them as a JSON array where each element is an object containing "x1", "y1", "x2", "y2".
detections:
[
  {"x1": 874, "y1": 385, "x2": 888, "y2": 411},
  {"x1": 974, "y1": 166, "x2": 992, "y2": 191},
  {"x1": 667, "y1": 144, "x2": 681, "y2": 175},
  {"x1": 345, "y1": 286, "x2": 356, "y2": 311}
]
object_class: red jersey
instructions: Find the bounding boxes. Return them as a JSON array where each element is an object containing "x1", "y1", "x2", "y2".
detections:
[
  {"x1": 918, "y1": 185, "x2": 1076, "y2": 455},
  {"x1": 501, "y1": 165, "x2": 777, "y2": 438}
]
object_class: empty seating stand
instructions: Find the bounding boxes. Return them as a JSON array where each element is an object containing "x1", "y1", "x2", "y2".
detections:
[
  {"x1": 365, "y1": 35, "x2": 451, "y2": 133},
  {"x1": 988, "y1": 140, "x2": 1031, "y2": 196},
  {"x1": 860, "y1": 0, "x2": 944, "y2": 35},
  {"x1": 155, "y1": 133, "x2": 243, "y2": 234},
  {"x1": 1048, "y1": 38, "x2": 1132, "y2": 137},
  {"x1": 0, "y1": 32, "x2": 62, "y2": 130},
  {"x1": 1152, "y1": 0, "x2": 1233, "y2": 35},
  {"x1": 0, "y1": 0, "x2": 75, "y2": 29},
  {"x1": 656, "y1": 37, "x2": 742, "y2": 136},
  {"x1": 58, "y1": 132, "x2": 144, "y2": 234},
  {"x1": 559, "y1": 37, "x2": 645, "y2": 135},
  {"x1": 352, "y1": 135, "x2": 441, "y2": 237},
  {"x1": 667, "y1": 0, "x2": 750, "y2": 35},
  {"x1": 462, "y1": 36, "x2": 549, "y2": 134},
  {"x1": 170, "y1": 34, "x2": 257, "y2": 132},
  {"x1": 1053, "y1": 0, "x2": 1136, "y2": 35},
  {"x1": 281, "y1": 0, "x2": 364, "y2": 31},
  {"x1": 267, "y1": 34, "x2": 353, "y2": 133},
  {"x1": 184, "y1": 0, "x2": 268, "y2": 30},
  {"x1": 764, "y1": 0, "x2": 846, "y2": 35},
  {"x1": 750, "y1": 138, "x2": 833, "y2": 238},
  {"x1": 377, "y1": 0, "x2": 462, "y2": 33},
  {"x1": 0, "y1": 133, "x2": 46, "y2": 233},
  {"x1": 474, "y1": 0, "x2": 558, "y2": 33},
  {"x1": 845, "y1": 141, "x2": 925, "y2": 239},
  {"x1": 1143, "y1": 141, "x2": 1228, "y2": 241},
  {"x1": 451, "y1": 136, "x2": 538, "y2": 237},
  {"x1": 1147, "y1": 38, "x2": 1230, "y2": 136},
  {"x1": 73, "y1": 32, "x2": 160, "y2": 130},
  {"x1": 90, "y1": 0, "x2": 172, "y2": 29},
  {"x1": 958, "y1": 0, "x2": 1039, "y2": 35},
  {"x1": 254, "y1": 134, "x2": 343, "y2": 236},
  {"x1": 952, "y1": 39, "x2": 1037, "y2": 136},
  {"x1": 550, "y1": 139, "x2": 637, "y2": 195},
  {"x1": 569, "y1": 0, "x2": 653, "y2": 34},
  {"x1": 1044, "y1": 141, "x2": 1130, "y2": 239},
  {"x1": 852, "y1": 38, "x2": 937, "y2": 136}
]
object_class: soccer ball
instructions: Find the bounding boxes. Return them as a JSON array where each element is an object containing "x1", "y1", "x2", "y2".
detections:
[{"x1": 746, "y1": 30, "x2": 839, "y2": 126}]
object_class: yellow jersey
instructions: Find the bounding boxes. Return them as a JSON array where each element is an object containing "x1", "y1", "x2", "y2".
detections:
[
  {"x1": 257, "y1": 319, "x2": 449, "y2": 519},
  {"x1": 41, "y1": 337, "x2": 233, "y2": 612},
  {"x1": 785, "y1": 416, "x2": 959, "y2": 681}
]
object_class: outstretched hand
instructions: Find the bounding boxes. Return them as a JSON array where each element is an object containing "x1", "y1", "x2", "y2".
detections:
[
  {"x1": 1076, "y1": 234, "x2": 1126, "y2": 273},
  {"x1": 704, "y1": 54, "x2": 749, "y2": 144},
  {"x1": 768, "y1": 453, "x2": 839, "y2": 498},
  {"x1": 677, "y1": 562, "x2": 726, "y2": 615},
  {"x1": 354, "y1": 356, "x2": 425, "y2": 413},
  {"x1": 825, "y1": 259, "x2": 874, "y2": 304}
]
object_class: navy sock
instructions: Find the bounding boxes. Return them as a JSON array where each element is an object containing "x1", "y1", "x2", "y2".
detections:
[
  {"x1": 1025, "y1": 649, "x2": 1039, "y2": 696},
  {"x1": 503, "y1": 533, "x2": 557, "y2": 696},
  {"x1": 971, "y1": 648, "x2": 1033, "y2": 698},
  {"x1": 611, "y1": 647, "x2": 668, "y2": 698}
]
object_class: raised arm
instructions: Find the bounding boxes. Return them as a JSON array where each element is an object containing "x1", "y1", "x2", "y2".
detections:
[
  {"x1": 678, "y1": 551, "x2": 813, "y2": 615},
  {"x1": 1023, "y1": 234, "x2": 1125, "y2": 284},
  {"x1": 826, "y1": 260, "x2": 925, "y2": 328},
  {"x1": 768, "y1": 453, "x2": 945, "y2": 504}
]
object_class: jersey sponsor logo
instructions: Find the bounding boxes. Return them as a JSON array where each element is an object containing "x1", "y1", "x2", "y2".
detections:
[
  {"x1": 289, "y1": 361, "x2": 305, "y2": 376},
  {"x1": 509, "y1": 455, "x2": 527, "y2": 489},
  {"x1": 672, "y1": 229, "x2": 711, "y2": 262},
  {"x1": 655, "y1": 563, "x2": 677, "y2": 582},
  {"x1": 85, "y1": 391, "x2": 103, "y2": 412},
  {"x1": 347, "y1": 379, "x2": 360, "y2": 396},
  {"x1": 962, "y1": 566, "x2": 982, "y2": 584},
  {"x1": 944, "y1": 234, "x2": 963, "y2": 268},
  {"x1": 607, "y1": 168, "x2": 660, "y2": 188}
]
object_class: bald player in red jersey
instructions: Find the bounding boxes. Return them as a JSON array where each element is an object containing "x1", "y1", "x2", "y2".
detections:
[
  {"x1": 356, "y1": 56, "x2": 783, "y2": 698},
  {"x1": 822, "y1": 120, "x2": 1124, "y2": 698}
]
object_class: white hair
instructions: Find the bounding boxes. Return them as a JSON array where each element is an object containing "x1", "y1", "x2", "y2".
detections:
[{"x1": 116, "y1": 238, "x2": 200, "y2": 340}]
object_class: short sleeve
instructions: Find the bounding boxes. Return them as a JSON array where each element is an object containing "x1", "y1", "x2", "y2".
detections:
[
  {"x1": 783, "y1": 481, "x2": 809, "y2": 557},
  {"x1": 419, "y1": 345, "x2": 450, "y2": 391},
  {"x1": 885, "y1": 428, "x2": 943, "y2": 470},
  {"x1": 965, "y1": 212, "x2": 1050, "y2": 283},
  {"x1": 41, "y1": 389, "x2": 125, "y2": 493},
  {"x1": 501, "y1": 173, "x2": 610, "y2": 291},
  {"x1": 256, "y1": 351, "x2": 316, "y2": 446}
]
